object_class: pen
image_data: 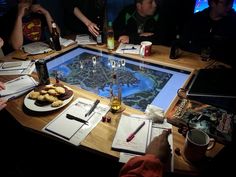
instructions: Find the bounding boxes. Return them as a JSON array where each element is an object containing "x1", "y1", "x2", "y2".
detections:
[
  {"x1": 85, "y1": 99, "x2": 100, "y2": 117},
  {"x1": 66, "y1": 114, "x2": 88, "y2": 124},
  {"x1": 126, "y1": 121, "x2": 145, "y2": 142}
]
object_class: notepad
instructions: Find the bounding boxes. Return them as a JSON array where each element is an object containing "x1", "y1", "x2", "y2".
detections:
[
  {"x1": 44, "y1": 98, "x2": 110, "y2": 142},
  {"x1": 115, "y1": 43, "x2": 141, "y2": 55},
  {"x1": 112, "y1": 115, "x2": 152, "y2": 154},
  {"x1": 45, "y1": 104, "x2": 90, "y2": 140},
  {"x1": 0, "y1": 75, "x2": 37, "y2": 97}
]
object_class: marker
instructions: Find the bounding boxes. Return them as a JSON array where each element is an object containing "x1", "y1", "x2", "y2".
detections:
[
  {"x1": 126, "y1": 121, "x2": 145, "y2": 142},
  {"x1": 85, "y1": 99, "x2": 100, "y2": 117},
  {"x1": 66, "y1": 114, "x2": 88, "y2": 124}
]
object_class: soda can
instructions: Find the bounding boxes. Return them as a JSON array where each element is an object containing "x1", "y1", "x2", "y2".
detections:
[{"x1": 35, "y1": 59, "x2": 50, "y2": 85}]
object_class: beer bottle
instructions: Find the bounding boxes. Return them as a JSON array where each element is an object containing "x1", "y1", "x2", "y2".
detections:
[
  {"x1": 169, "y1": 34, "x2": 180, "y2": 59},
  {"x1": 107, "y1": 21, "x2": 114, "y2": 50},
  {"x1": 96, "y1": 15, "x2": 103, "y2": 45},
  {"x1": 110, "y1": 73, "x2": 121, "y2": 113},
  {"x1": 51, "y1": 21, "x2": 61, "y2": 51}
]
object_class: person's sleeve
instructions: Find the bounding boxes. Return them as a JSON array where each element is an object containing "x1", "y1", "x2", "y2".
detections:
[
  {"x1": 119, "y1": 154, "x2": 164, "y2": 177},
  {"x1": 63, "y1": 0, "x2": 79, "y2": 14},
  {"x1": 113, "y1": 8, "x2": 128, "y2": 40}
]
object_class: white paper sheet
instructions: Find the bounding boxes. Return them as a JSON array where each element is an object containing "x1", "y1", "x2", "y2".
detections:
[
  {"x1": 0, "y1": 75, "x2": 38, "y2": 97},
  {"x1": 112, "y1": 115, "x2": 152, "y2": 154},
  {"x1": 119, "y1": 119, "x2": 174, "y2": 172},
  {"x1": 43, "y1": 97, "x2": 110, "y2": 145}
]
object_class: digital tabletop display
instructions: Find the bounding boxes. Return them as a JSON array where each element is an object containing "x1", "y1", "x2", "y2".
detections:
[{"x1": 46, "y1": 46, "x2": 190, "y2": 112}]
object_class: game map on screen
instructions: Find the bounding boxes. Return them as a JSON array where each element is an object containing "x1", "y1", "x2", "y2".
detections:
[{"x1": 47, "y1": 47, "x2": 190, "y2": 112}]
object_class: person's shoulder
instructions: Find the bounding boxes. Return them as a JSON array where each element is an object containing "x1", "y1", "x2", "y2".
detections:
[
  {"x1": 194, "y1": 8, "x2": 209, "y2": 18},
  {"x1": 120, "y1": 4, "x2": 136, "y2": 14},
  {"x1": 228, "y1": 10, "x2": 236, "y2": 20}
]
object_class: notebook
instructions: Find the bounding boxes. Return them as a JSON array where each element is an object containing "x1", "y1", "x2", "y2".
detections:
[{"x1": 112, "y1": 115, "x2": 152, "y2": 155}]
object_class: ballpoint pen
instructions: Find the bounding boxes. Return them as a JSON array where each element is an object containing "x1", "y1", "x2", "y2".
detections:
[
  {"x1": 66, "y1": 114, "x2": 88, "y2": 124},
  {"x1": 126, "y1": 121, "x2": 145, "y2": 142},
  {"x1": 85, "y1": 99, "x2": 100, "y2": 117}
]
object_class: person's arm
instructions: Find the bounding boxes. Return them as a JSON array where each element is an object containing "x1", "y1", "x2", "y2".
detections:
[
  {"x1": 0, "y1": 82, "x2": 7, "y2": 111},
  {"x1": 0, "y1": 37, "x2": 4, "y2": 48},
  {"x1": 30, "y1": 4, "x2": 60, "y2": 34},
  {"x1": 73, "y1": 7, "x2": 99, "y2": 36},
  {"x1": 119, "y1": 130, "x2": 171, "y2": 177},
  {"x1": 10, "y1": 2, "x2": 30, "y2": 50}
]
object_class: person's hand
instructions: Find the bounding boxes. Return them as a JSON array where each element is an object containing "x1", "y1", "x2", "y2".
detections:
[
  {"x1": 146, "y1": 129, "x2": 171, "y2": 163},
  {"x1": 0, "y1": 37, "x2": 4, "y2": 48},
  {"x1": 31, "y1": 4, "x2": 49, "y2": 16},
  {"x1": 87, "y1": 22, "x2": 100, "y2": 37},
  {"x1": 0, "y1": 82, "x2": 6, "y2": 111},
  {"x1": 0, "y1": 99, "x2": 7, "y2": 111},
  {"x1": 139, "y1": 32, "x2": 154, "y2": 37},
  {"x1": 17, "y1": 1, "x2": 32, "y2": 18},
  {"x1": 0, "y1": 82, "x2": 5, "y2": 90},
  {"x1": 118, "y1": 35, "x2": 129, "y2": 44}
]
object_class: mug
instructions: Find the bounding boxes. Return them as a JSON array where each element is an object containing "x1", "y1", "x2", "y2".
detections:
[
  {"x1": 183, "y1": 129, "x2": 215, "y2": 162},
  {"x1": 140, "y1": 41, "x2": 152, "y2": 57}
]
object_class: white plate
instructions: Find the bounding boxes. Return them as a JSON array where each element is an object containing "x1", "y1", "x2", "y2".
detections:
[{"x1": 24, "y1": 86, "x2": 74, "y2": 112}]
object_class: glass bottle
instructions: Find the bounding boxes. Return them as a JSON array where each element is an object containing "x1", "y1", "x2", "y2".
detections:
[
  {"x1": 110, "y1": 73, "x2": 121, "y2": 112},
  {"x1": 51, "y1": 21, "x2": 61, "y2": 51},
  {"x1": 96, "y1": 15, "x2": 103, "y2": 45},
  {"x1": 169, "y1": 34, "x2": 180, "y2": 59},
  {"x1": 35, "y1": 59, "x2": 50, "y2": 85},
  {"x1": 107, "y1": 21, "x2": 114, "y2": 50}
]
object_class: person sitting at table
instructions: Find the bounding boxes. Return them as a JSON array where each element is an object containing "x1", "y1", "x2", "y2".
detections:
[
  {"x1": 0, "y1": 37, "x2": 7, "y2": 111},
  {"x1": 63, "y1": 0, "x2": 105, "y2": 37},
  {"x1": 4, "y1": 0, "x2": 60, "y2": 51},
  {"x1": 0, "y1": 81, "x2": 7, "y2": 111},
  {"x1": 113, "y1": 0, "x2": 161, "y2": 44},
  {"x1": 180, "y1": 0, "x2": 236, "y2": 67},
  {"x1": 119, "y1": 129, "x2": 171, "y2": 177}
]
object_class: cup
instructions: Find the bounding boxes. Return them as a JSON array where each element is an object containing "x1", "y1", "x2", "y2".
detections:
[
  {"x1": 140, "y1": 41, "x2": 152, "y2": 57},
  {"x1": 183, "y1": 129, "x2": 215, "y2": 162}
]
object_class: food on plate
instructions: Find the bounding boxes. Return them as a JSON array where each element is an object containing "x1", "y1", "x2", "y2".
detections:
[{"x1": 28, "y1": 83, "x2": 73, "y2": 107}]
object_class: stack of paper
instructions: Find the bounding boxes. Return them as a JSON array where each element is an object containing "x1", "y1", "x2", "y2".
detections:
[
  {"x1": 0, "y1": 75, "x2": 38, "y2": 100},
  {"x1": 22, "y1": 42, "x2": 52, "y2": 55},
  {"x1": 0, "y1": 61, "x2": 35, "y2": 75},
  {"x1": 59, "y1": 37, "x2": 76, "y2": 47},
  {"x1": 75, "y1": 34, "x2": 97, "y2": 45}
]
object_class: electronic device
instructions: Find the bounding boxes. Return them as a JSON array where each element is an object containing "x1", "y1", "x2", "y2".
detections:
[
  {"x1": 187, "y1": 69, "x2": 236, "y2": 113},
  {"x1": 45, "y1": 46, "x2": 191, "y2": 112},
  {"x1": 194, "y1": 0, "x2": 236, "y2": 13}
]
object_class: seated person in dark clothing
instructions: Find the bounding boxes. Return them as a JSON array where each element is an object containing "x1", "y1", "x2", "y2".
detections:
[
  {"x1": 180, "y1": 0, "x2": 236, "y2": 67},
  {"x1": 113, "y1": 0, "x2": 161, "y2": 44},
  {"x1": 2, "y1": 0, "x2": 59, "y2": 52},
  {"x1": 63, "y1": 0, "x2": 105, "y2": 37}
]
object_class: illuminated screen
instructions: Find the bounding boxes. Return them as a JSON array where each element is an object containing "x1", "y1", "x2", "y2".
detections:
[
  {"x1": 46, "y1": 46, "x2": 190, "y2": 112},
  {"x1": 194, "y1": 0, "x2": 236, "y2": 13}
]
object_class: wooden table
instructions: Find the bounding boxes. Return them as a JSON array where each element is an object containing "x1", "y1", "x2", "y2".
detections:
[{"x1": 0, "y1": 43, "x2": 225, "y2": 175}]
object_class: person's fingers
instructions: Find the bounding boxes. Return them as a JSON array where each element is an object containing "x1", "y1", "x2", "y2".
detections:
[
  {"x1": 162, "y1": 129, "x2": 171, "y2": 137},
  {"x1": 0, "y1": 100, "x2": 7, "y2": 111}
]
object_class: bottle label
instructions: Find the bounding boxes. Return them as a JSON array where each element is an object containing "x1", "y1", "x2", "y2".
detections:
[
  {"x1": 96, "y1": 34, "x2": 102, "y2": 44},
  {"x1": 107, "y1": 37, "x2": 114, "y2": 50}
]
